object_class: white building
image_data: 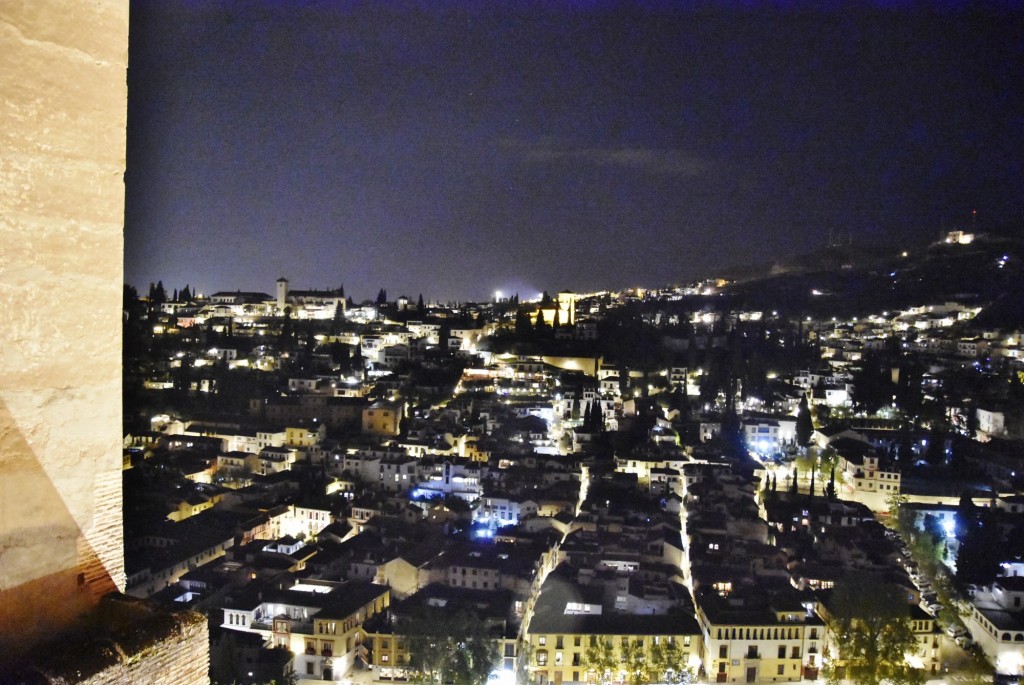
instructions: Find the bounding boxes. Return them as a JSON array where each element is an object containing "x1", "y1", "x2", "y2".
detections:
[{"x1": 966, "y1": 577, "x2": 1024, "y2": 676}]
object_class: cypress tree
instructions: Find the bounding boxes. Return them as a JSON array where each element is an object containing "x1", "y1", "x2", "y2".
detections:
[
  {"x1": 825, "y1": 466, "x2": 837, "y2": 500},
  {"x1": 796, "y1": 395, "x2": 813, "y2": 447},
  {"x1": 534, "y1": 310, "x2": 549, "y2": 336},
  {"x1": 515, "y1": 310, "x2": 531, "y2": 337}
]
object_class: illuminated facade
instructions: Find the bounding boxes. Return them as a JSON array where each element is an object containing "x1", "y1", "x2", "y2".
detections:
[
  {"x1": 221, "y1": 580, "x2": 389, "y2": 682},
  {"x1": 696, "y1": 591, "x2": 824, "y2": 684}
]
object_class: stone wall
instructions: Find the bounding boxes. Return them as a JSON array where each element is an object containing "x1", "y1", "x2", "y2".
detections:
[
  {"x1": 77, "y1": 615, "x2": 211, "y2": 685},
  {"x1": 0, "y1": 0, "x2": 128, "y2": 662},
  {"x1": 13, "y1": 597, "x2": 210, "y2": 685}
]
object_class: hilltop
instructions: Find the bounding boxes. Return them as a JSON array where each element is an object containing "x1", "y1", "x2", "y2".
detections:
[{"x1": 709, "y1": 233, "x2": 1024, "y2": 322}]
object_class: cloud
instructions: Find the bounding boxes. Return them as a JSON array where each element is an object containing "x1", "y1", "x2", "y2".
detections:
[{"x1": 497, "y1": 138, "x2": 714, "y2": 177}]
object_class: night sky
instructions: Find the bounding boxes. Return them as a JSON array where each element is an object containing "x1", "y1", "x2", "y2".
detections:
[{"x1": 125, "y1": 2, "x2": 1024, "y2": 303}]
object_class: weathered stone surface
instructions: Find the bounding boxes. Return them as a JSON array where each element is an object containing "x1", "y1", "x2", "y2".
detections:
[
  {"x1": 0, "y1": 0, "x2": 128, "y2": 664},
  {"x1": 12, "y1": 597, "x2": 211, "y2": 685}
]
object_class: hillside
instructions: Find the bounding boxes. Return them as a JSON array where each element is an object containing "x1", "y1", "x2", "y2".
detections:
[{"x1": 716, "y1": 234, "x2": 1024, "y2": 321}]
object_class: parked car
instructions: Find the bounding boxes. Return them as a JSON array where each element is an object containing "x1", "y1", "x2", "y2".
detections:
[{"x1": 947, "y1": 625, "x2": 967, "y2": 638}]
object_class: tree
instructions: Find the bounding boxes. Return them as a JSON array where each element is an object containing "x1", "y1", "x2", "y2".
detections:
[
  {"x1": 582, "y1": 637, "x2": 617, "y2": 685},
  {"x1": 823, "y1": 573, "x2": 925, "y2": 685},
  {"x1": 515, "y1": 309, "x2": 532, "y2": 337},
  {"x1": 651, "y1": 641, "x2": 685, "y2": 684},
  {"x1": 620, "y1": 637, "x2": 654, "y2": 685},
  {"x1": 955, "y1": 508, "x2": 1002, "y2": 587},
  {"x1": 796, "y1": 395, "x2": 814, "y2": 447},
  {"x1": 329, "y1": 300, "x2": 344, "y2": 334},
  {"x1": 587, "y1": 401, "x2": 604, "y2": 433},
  {"x1": 649, "y1": 640, "x2": 696, "y2": 685},
  {"x1": 921, "y1": 514, "x2": 944, "y2": 544},
  {"x1": 401, "y1": 607, "x2": 499, "y2": 685},
  {"x1": 851, "y1": 354, "x2": 893, "y2": 414},
  {"x1": 534, "y1": 310, "x2": 550, "y2": 337},
  {"x1": 886, "y1": 491, "x2": 908, "y2": 520},
  {"x1": 954, "y1": 490, "x2": 978, "y2": 542},
  {"x1": 825, "y1": 466, "x2": 837, "y2": 500},
  {"x1": 149, "y1": 280, "x2": 167, "y2": 304},
  {"x1": 819, "y1": 446, "x2": 839, "y2": 474},
  {"x1": 279, "y1": 305, "x2": 294, "y2": 348},
  {"x1": 924, "y1": 429, "x2": 947, "y2": 466},
  {"x1": 582, "y1": 636, "x2": 694, "y2": 685}
]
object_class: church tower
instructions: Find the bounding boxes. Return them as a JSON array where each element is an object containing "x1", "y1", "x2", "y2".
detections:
[{"x1": 276, "y1": 277, "x2": 289, "y2": 310}]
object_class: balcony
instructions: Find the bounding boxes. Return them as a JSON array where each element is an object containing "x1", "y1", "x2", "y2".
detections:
[{"x1": 745, "y1": 651, "x2": 760, "y2": 660}]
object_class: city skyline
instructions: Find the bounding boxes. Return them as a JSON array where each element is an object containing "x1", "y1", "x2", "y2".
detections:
[{"x1": 125, "y1": 1, "x2": 1024, "y2": 301}]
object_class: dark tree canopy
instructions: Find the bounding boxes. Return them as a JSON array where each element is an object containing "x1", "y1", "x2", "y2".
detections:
[
  {"x1": 823, "y1": 573, "x2": 924, "y2": 685},
  {"x1": 399, "y1": 606, "x2": 499, "y2": 685},
  {"x1": 796, "y1": 395, "x2": 814, "y2": 447}
]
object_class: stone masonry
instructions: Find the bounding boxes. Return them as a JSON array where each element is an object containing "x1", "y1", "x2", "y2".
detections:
[{"x1": 0, "y1": 0, "x2": 127, "y2": 664}]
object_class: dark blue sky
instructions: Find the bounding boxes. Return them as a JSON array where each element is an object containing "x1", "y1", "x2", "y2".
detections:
[{"x1": 125, "y1": 1, "x2": 1024, "y2": 302}]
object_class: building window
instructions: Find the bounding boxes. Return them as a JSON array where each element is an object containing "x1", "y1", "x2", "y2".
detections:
[
  {"x1": 719, "y1": 645, "x2": 728, "y2": 659},
  {"x1": 778, "y1": 665, "x2": 785, "y2": 676},
  {"x1": 539, "y1": 637, "x2": 546, "y2": 646}
]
